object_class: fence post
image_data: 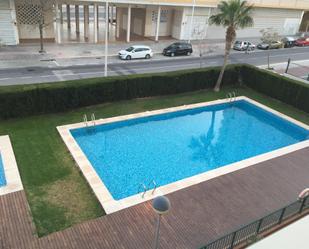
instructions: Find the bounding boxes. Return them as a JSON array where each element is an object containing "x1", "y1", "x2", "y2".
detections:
[
  {"x1": 299, "y1": 196, "x2": 307, "y2": 214},
  {"x1": 256, "y1": 218, "x2": 263, "y2": 234},
  {"x1": 230, "y1": 231, "x2": 237, "y2": 249},
  {"x1": 285, "y1": 58, "x2": 291, "y2": 73},
  {"x1": 278, "y1": 207, "x2": 286, "y2": 224}
]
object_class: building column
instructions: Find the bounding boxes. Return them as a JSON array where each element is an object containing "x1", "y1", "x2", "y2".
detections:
[
  {"x1": 66, "y1": 4, "x2": 71, "y2": 29},
  {"x1": 84, "y1": 5, "x2": 89, "y2": 41},
  {"x1": 94, "y1": 4, "x2": 98, "y2": 43},
  {"x1": 155, "y1": 6, "x2": 161, "y2": 42},
  {"x1": 97, "y1": 5, "x2": 100, "y2": 30},
  {"x1": 126, "y1": 5, "x2": 131, "y2": 43},
  {"x1": 111, "y1": 6, "x2": 114, "y2": 25},
  {"x1": 116, "y1": 7, "x2": 120, "y2": 38},
  {"x1": 59, "y1": 4, "x2": 63, "y2": 24},
  {"x1": 9, "y1": 0, "x2": 19, "y2": 44},
  {"x1": 75, "y1": 5, "x2": 80, "y2": 35},
  {"x1": 55, "y1": 3, "x2": 62, "y2": 44}
]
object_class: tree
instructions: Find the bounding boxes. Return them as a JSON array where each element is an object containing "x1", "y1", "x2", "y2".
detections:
[
  {"x1": 21, "y1": 0, "x2": 54, "y2": 53},
  {"x1": 209, "y1": 0, "x2": 253, "y2": 92},
  {"x1": 260, "y1": 28, "x2": 280, "y2": 44}
]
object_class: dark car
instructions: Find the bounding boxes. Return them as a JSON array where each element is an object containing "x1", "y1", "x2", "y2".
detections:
[
  {"x1": 281, "y1": 37, "x2": 297, "y2": 48},
  {"x1": 163, "y1": 42, "x2": 193, "y2": 56}
]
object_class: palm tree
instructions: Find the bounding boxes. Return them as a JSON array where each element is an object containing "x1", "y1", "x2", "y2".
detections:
[{"x1": 209, "y1": 0, "x2": 254, "y2": 92}]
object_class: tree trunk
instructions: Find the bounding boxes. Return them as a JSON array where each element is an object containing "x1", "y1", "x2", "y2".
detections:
[
  {"x1": 39, "y1": 23, "x2": 44, "y2": 53},
  {"x1": 214, "y1": 26, "x2": 235, "y2": 92}
]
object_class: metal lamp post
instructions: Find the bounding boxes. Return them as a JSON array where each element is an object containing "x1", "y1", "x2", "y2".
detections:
[
  {"x1": 152, "y1": 196, "x2": 171, "y2": 249},
  {"x1": 104, "y1": 1, "x2": 109, "y2": 77}
]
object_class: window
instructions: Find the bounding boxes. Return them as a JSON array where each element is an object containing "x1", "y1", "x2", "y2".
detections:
[{"x1": 126, "y1": 47, "x2": 134, "y2": 52}]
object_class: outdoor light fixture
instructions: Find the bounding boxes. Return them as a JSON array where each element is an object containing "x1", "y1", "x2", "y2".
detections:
[{"x1": 152, "y1": 195, "x2": 171, "y2": 249}]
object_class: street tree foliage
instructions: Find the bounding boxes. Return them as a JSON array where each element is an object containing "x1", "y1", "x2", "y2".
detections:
[
  {"x1": 209, "y1": 0, "x2": 254, "y2": 92},
  {"x1": 260, "y1": 28, "x2": 280, "y2": 43}
]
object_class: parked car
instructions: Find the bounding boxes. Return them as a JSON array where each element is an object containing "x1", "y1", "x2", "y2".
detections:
[
  {"x1": 295, "y1": 38, "x2": 309, "y2": 47},
  {"x1": 257, "y1": 40, "x2": 283, "y2": 50},
  {"x1": 118, "y1": 45, "x2": 153, "y2": 60},
  {"x1": 163, "y1": 42, "x2": 193, "y2": 56},
  {"x1": 281, "y1": 37, "x2": 297, "y2": 48},
  {"x1": 233, "y1": 40, "x2": 255, "y2": 51}
]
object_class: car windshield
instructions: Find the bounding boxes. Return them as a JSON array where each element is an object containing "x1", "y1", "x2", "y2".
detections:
[
  {"x1": 235, "y1": 41, "x2": 241, "y2": 45},
  {"x1": 125, "y1": 47, "x2": 134, "y2": 52}
]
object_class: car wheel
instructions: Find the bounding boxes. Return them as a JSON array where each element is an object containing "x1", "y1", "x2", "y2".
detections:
[
  {"x1": 145, "y1": 54, "x2": 150, "y2": 59},
  {"x1": 171, "y1": 52, "x2": 175, "y2": 57},
  {"x1": 126, "y1": 55, "x2": 131, "y2": 60},
  {"x1": 186, "y1": 51, "x2": 191, "y2": 56}
]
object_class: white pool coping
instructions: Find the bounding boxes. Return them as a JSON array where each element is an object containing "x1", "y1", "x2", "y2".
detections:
[
  {"x1": 0, "y1": 135, "x2": 23, "y2": 195},
  {"x1": 57, "y1": 96, "x2": 309, "y2": 214}
]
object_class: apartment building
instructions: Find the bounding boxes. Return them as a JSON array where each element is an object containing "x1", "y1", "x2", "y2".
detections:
[{"x1": 0, "y1": 0, "x2": 308, "y2": 45}]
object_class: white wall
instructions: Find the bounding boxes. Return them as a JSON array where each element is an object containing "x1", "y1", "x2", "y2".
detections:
[
  {"x1": 181, "y1": 7, "x2": 211, "y2": 40},
  {"x1": 131, "y1": 8, "x2": 145, "y2": 36},
  {"x1": 171, "y1": 9, "x2": 184, "y2": 39},
  {"x1": 144, "y1": 6, "x2": 173, "y2": 37},
  {"x1": 0, "y1": 0, "x2": 19, "y2": 45},
  {"x1": 15, "y1": 0, "x2": 55, "y2": 41},
  {"x1": 206, "y1": 7, "x2": 304, "y2": 39}
]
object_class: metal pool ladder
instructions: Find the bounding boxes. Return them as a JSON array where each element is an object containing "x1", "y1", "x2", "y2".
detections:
[
  {"x1": 138, "y1": 183, "x2": 147, "y2": 198},
  {"x1": 83, "y1": 114, "x2": 88, "y2": 127},
  {"x1": 91, "y1": 113, "x2": 96, "y2": 126},
  {"x1": 83, "y1": 113, "x2": 96, "y2": 127},
  {"x1": 138, "y1": 180, "x2": 157, "y2": 198},
  {"x1": 148, "y1": 180, "x2": 157, "y2": 194},
  {"x1": 226, "y1": 91, "x2": 237, "y2": 103}
]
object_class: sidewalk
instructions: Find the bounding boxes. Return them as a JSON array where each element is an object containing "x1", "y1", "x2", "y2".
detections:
[{"x1": 259, "y1": 59, "x2": 309, "y2": 83}]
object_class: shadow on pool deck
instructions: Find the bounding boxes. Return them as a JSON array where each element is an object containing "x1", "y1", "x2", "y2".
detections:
[{"x1": 0, "y1": 147, "x2": 308, "y2": 249}]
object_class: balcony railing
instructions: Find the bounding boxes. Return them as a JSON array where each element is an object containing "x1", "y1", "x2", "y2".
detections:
[{"x1": 200, "y1": 195, "x2": 309, "y2": 249}]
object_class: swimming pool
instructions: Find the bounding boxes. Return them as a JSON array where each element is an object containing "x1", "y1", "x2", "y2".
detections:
[
  {"x1": 0, "y1": 153, "x2": 7, "y2": 187},
  {"x1": 69, "y1": 98, "x2": 308, "y2": 204}
]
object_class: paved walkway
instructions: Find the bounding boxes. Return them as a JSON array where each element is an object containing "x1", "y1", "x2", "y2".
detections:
[
  {"x1": 0, "y1": 147, "x2": 308, "y2": 249},
  {"x1": 259, "y1": 59, "x2": 309, "y2": 83}
]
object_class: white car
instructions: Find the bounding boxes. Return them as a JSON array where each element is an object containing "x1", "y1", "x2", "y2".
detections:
[
  {"x1": 118, "y1": 45, "x2": 153, "y2": 60},
  {"x1": 233, "y1": 41, "x2": 256, "y2": 51}
]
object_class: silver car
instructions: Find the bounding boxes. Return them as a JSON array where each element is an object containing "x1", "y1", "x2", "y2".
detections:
[{"x1": 233, "y1": 41, "x2": 256, "y2": 51}]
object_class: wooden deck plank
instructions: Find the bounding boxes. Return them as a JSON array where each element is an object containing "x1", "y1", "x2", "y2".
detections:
[{"x1": 0, "y1": 147, "x2": 308, "y2": 249}]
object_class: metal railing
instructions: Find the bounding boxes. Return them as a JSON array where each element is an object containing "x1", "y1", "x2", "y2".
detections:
[{"x1": 200, "y1": 195, "x2": 309, "y2": 249}]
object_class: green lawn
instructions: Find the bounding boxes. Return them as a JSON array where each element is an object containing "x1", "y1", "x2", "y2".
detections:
[{"x1": 0, "y1": 86, "x2": 308, "y2": 236}]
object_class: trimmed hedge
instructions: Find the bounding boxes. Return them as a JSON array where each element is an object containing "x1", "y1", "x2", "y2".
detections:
[
  {"x1": 0, "y1": 66, "x2": 239, "y2": 119},
  {"x1": 0, "y1": 64, "x2": 308, "y2": 119},
  {"x1": 239, "y1": 65, "x2": 309, "y2": 113}
]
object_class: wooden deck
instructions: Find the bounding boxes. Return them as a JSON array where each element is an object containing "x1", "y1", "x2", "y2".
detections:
[{"x1": 1, "y1": 147, "x2": 308, "y2": 249}]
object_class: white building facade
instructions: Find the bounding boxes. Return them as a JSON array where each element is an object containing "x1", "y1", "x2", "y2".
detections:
[{"x1": 0, "y1": 0, "x2": 308, "y2": 45}]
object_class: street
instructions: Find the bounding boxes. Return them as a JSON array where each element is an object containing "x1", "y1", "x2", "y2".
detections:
[{"x1": 0, "y1": 46, "x2": 309, "y2": 85}]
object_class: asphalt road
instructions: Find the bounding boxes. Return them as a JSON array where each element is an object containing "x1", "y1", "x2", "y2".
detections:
[{"x1": 0, "y1": 47, "x2": 309, "y2": 86}]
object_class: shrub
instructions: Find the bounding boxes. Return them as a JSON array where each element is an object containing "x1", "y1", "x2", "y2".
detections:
[
  {"x1": 239, "y1": 64, "x2": 309, "y2": 113},
  {"x1": 0, "y1": 64, "x2": 308, "y2": 120},
  {"x1": 0, "y1": 66, "x2": 239, "y2": 119}
]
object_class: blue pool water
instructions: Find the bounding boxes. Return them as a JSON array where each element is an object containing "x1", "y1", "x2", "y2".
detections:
[
  {"x1": 0, "y1": 153, "x2": 7, "y2": 187},
  {"x1": 71, "y1": 100, "x2": 309, "y2": 200}
]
